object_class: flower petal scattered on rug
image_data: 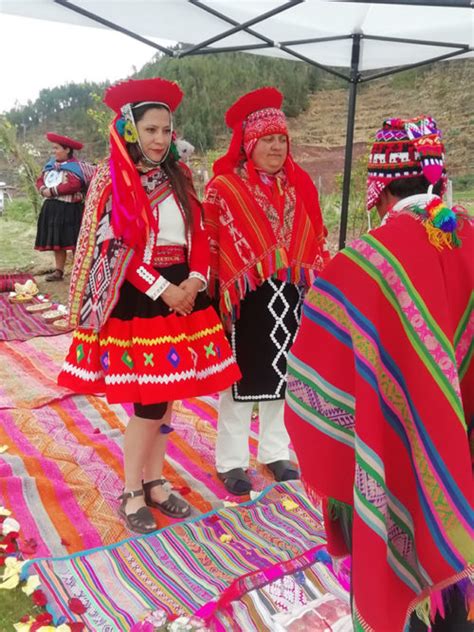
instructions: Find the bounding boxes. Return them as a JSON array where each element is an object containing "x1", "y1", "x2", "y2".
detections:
[
  {"x1": 22, "y1": 573, "x2": 41, "y2": 595},
  {"x1": 68, "y1": 597, "x2": 87, "y2": 615},
  {"x1": 2, "y1": 517, "x2": 20, "y2": 535}
]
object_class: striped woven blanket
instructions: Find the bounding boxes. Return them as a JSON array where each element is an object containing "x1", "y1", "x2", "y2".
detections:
[
  {"x1": 0, "y1": 293, "x2": 69, "y2": 342},
  {"x1": 24, "y1": 482, "x2": 349, "y2": 631},
  {"x1": 0, "y1": 334, "x2": 72, "y2": 409}
]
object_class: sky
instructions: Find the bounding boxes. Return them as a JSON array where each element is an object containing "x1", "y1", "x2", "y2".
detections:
[{"x1": 1, "y1": 14, "x2": 172, "y2": 113}]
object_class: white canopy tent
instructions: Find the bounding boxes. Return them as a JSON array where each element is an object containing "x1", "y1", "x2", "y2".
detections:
[{"x1": 2, "y1": 0, "x2": 473, "y2": 246}]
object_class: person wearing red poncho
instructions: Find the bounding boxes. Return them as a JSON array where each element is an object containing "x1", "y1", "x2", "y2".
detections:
[
  {"x1": 58, "y1": 78, "x2": 240, "y2": 533},
  {"x1": 203, "y1": 87, "x2": 329, "y2": 495},
  {"x1": 285, "y1": 116, "x2": 473, "y2": 631},
  {"x1": 35, "y1": 133, "x2": 95, "y2": 282}
]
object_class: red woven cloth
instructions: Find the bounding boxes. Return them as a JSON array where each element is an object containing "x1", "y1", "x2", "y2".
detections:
[
  {"x1": 203, "y1": 160, "x2": 329, "y2": 325},
  {"x1": 285, "y1": 210, "x2": 474, "y2": 631}
]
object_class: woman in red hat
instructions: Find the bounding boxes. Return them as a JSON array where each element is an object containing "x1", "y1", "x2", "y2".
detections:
[
  {"x1": 58, "y1": 78, "x2": 240, "y2": 533},
  {"x1": 35, "y1": 133, "x2": 94, "y2": 281},
  {"x1": 203, "y1": 87, "x2": 330, "y2": 495}
]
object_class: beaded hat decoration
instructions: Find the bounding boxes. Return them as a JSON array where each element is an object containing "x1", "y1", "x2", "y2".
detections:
[{"x1": 367, "y1": 116, "x2": 446, "y2": 210}]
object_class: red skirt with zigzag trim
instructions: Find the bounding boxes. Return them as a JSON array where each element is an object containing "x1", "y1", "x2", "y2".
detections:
[{"x1": 58, "y1": 265, "x2": 241, "y2": 404}]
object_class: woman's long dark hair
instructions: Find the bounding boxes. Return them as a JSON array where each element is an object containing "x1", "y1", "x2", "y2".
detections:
[{"x1": 127, "y1": 103, "x2": 193, "y2": 231}]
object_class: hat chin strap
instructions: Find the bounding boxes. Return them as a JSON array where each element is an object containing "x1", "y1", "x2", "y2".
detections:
[{"x1": 139, "y1": 143, "x2": 171, "y2": 167}]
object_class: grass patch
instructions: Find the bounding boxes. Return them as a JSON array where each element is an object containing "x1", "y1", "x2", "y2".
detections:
[
  {"x1": 0, "y1": 217, "x2": 52, "y2": 273},
  {"x1": 0, "y1": 589, "x2": 36, "y2": 631},
  {"x1": 3, "y1": 198, "x2": 37, "y2": 224}
]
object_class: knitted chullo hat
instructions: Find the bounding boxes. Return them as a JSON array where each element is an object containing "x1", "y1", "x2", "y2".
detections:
[{"x1": 366, "y1": 116, "x2": 446, "y2": 210}]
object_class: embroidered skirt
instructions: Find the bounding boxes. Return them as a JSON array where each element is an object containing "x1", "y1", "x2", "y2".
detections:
[
  {"x1": 231, "y1": 279, "x2": 302, "y2": 401},
  {"x1": 58, "y1": 262, "x2": 241, "y2": 404},
  {"x1": 35, "y1": 199, "x2": 84, "y2": 251}
]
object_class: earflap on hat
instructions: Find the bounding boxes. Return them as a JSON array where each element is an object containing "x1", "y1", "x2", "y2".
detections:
[
  {"x1": 404, "y1": 116, "x2": 445, "y2": 185},
  {"x1": 213, "y1": 124, "x2": 245, "y2": 176}
]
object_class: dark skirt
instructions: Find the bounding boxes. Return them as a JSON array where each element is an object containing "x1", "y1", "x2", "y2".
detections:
[
  {"x1": 111, "y1": 263, "x2": 209, "y2": 320},
  {"x1": 59, "y1": 263, "x2": 241, "y2": 404},
  {"x1": 231, "y1": 279, "x2": 303, "y2": 401},
  {"x1": 35, "y1": 198, "x2": 84, "y2": 251}
]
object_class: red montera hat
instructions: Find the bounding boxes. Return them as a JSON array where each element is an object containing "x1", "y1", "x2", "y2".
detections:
[
  {"x1": 225, "y1": 87, "x2": 283, "y2": 129},
  {"x1": 103, "y1": 77, "x2": 183, "y2": 114},
  {"x1": 214, "y1": 87, "x2": 287, "y2": 176},
  {"x1": 46, "y1": 132, "x2": 83, "y2": 150}
]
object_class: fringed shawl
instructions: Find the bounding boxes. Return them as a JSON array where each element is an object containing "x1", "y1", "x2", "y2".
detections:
[
  {"x1": 285, "y1": 209, "x2": 474, "y2": 631},
  {"x1": 203, "y1": 161, "x2": 329, "y2": 327}
]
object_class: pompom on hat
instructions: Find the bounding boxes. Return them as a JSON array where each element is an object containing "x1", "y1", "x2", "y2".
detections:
[
  {"x1": 214, "y1": 87, "x2": 289, "y2": 176},
  {"x1": 46, "y1": 132, "x2": 83, "y2": 150},
  {"x1": 103, "y1": 77, "x2": 183, "y2": 113},
  {"x1": 366, "y1": 115, "x2": 446, "y2": 210}
]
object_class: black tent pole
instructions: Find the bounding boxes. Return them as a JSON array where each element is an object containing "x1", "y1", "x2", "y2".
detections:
[{"x1": 338, "y1": 33, "x2": 361, "y2": 250}]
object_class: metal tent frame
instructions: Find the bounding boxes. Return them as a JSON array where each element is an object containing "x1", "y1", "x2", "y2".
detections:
[{"x1": 53, "y1": 0, "x2": 473, "y2": 247}]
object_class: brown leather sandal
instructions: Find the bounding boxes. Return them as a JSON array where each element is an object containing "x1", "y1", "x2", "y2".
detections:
[
  {"x1": 118, "y1": 488, "x2": 157, "y2": 534},
  {"x1": 143, "y1": 479, "x2": 191, "y2": 519}
]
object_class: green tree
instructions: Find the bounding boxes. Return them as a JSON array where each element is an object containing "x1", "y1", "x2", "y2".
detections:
[{"x1": 0, "y1": 117, "x2": 41, "y2": 214}]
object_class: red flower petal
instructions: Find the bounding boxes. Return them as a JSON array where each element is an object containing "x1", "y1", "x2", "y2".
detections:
[
  {"x1": 32, "y1": 589, "x2": 48, "y2": 607},
  {"x1": 69, "y1": 597, "x2": 88, "y2": 614},
  {"x1": 35, "y1": 612, "x2": 53, "y2": 625},
  {"x1": 20, "y1": 615, "x2": 30, "y2": 623},
  {"x1": 176, "y1": 486, "x2": 191, "y2": 496},
  {"x1": 68, "y1": 622, "x2": 85, "y2": 631},
  {"x1": 20, "y1": 538, "x2": 38, "y2": 556}
]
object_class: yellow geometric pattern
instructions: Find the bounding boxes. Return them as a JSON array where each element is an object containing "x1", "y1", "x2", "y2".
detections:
[{"x1": 98, "y1": 323, "x2": 224, "y2": 348}]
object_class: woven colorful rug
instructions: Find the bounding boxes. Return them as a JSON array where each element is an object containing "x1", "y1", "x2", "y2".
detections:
[
  {"x1": 23, "y1": 482, "x2": 349, "y2": 631},
  {"x1": 0, "y1": 333, "x2": 72, "y2": 409},
  {"x1": 0, "y1": 392, "x2": 287, "y2": 558},
  {"x1": 0, "y1": 293, "x2": 70, "y2": 342}
]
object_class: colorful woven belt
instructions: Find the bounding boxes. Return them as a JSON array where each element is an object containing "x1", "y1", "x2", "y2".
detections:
[{"x1": 152, "y1": 245, "x2": 187, "y2": 267}]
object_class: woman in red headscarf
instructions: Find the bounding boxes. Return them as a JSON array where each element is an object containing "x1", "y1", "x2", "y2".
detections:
[
  {"x1": 35, "y1": 133, "x2": 94, "y2": 281},
  {"x1": 58, "y1": 78, "x2": 240, "y2": 534},
  {"x1": 203, "y1": 87, "x2": 329, "y2": 495}
]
